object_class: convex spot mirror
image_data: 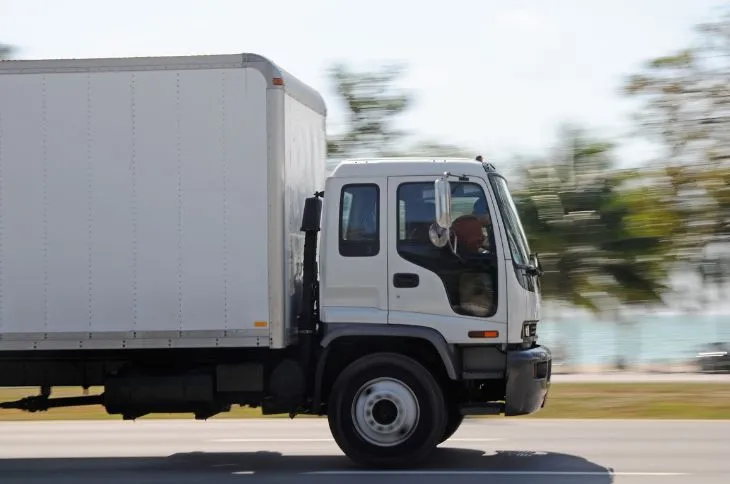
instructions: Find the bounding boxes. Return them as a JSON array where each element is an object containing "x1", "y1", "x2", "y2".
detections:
[
  {"x1": 434, "y1": 175, "x2": 453, "y2": 229},
  {"x1": 430, "y1": 175, "x2": 453, "y2": 248}
]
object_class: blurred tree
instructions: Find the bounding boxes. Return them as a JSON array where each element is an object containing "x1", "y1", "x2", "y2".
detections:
[
  {"x1": 623, "y1": 7, "x2": 730, "y2": 168},
  {"x1": 396, "y1": 139, "x2": 475, "y2": 158},
  {"x1": 514, "y1": 126, "x2": 675, "y2": 311},
  {"x1": 326, "y1": 62, "x2": 412, "y2": 158},
  {"x1": 623, "y1": 7, "x2": 730, "y2": 299},
  {"x1": 514, "y1": 127, "x2": 680, "y2": 368},
  {"x1": 0, "y1": 43, "x2": 14, "y2": 59},
  {"x1": 326, "y1": 62, "x2": 476, "y2": 160}
]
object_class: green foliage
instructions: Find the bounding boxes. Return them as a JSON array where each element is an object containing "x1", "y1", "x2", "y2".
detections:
[
  {"x1": 325, "y1": 62, "x2": 477, "y2": 159},
  {"x1": 513, "y1": 128, "x2": 675, "y2": 312},
  {"x1": 622, "y1": 8, "x2": 730, "y2": 165},
  {"x1": 396, "y1": 140, "x2": 474, "y2": 158},
  {"x1": 325, "y1": 62, "x2": 411, "y2": 158},
  {"x1": 622, "y1": 7, "x2": 730, "y2": 291}
]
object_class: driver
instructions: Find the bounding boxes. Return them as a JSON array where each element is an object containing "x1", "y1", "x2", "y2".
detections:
[
  {"x1": 452, "y1": 215, "x2": 487, "y2": 256},
  {"x1": 472, "y1": 197, "x2": 492, "y2": 230},
  {"x1": 450, "y1": 215, "x2": 494, "y2": 317}
]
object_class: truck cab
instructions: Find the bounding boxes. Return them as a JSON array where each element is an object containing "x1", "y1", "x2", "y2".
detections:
[
  {"x1": 311, "y1": 157, "x2": 551, "y2": 466},
  {"x1": 321, "y1": 157, "x2": 541, "y2": 345}
]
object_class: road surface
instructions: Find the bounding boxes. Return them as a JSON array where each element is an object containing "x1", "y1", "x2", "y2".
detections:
[{"x1": 0, "y1": 419, "x2": 727, "y2": 483}]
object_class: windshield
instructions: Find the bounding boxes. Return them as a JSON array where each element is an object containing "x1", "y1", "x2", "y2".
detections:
[{"x1": 489, "y1": 175, "x2": 531, "y2": 265}]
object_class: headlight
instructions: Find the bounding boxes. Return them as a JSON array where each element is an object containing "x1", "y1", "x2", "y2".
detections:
[{"x1": 522, "y1": 321, "x2": 537, "y2": 339}]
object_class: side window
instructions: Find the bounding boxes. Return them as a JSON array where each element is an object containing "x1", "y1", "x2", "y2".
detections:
[
  {"x1": 396, "y1": 181, "x2": 498, "y2": 318},
  {"x1": 339, "y1": 184, "x2": 380, "y2": 257},
  {"x1": 397, "y1": 183, "x2": 436, "y2": 246},
  {"x1": 396, "y1": 182, "x2": 494, "y2": 251}
]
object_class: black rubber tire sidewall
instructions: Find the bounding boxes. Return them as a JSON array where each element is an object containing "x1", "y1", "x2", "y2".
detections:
[
  {"x1": 328, "y1": 352, "x2": 447, "y2": 468},
  {"x1": 440, "y1": 402, "x2": 464, "y2": 444}
]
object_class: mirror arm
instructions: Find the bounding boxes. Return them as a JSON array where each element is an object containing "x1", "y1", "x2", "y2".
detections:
[{"x1": 516, "y1": 262, "x2": 543, "y2": 277}]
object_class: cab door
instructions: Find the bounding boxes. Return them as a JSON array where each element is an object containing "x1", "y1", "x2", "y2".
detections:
[
  {"x1": 386, "y1": 176, "x2": 507, "y2": 344},
  {"x1": 319, "y1": 177, "x2": 389, "y2": 325}
]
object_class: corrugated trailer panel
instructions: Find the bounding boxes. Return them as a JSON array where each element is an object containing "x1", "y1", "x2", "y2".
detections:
[{"x1": 0, "y1": 59, "x2": 273, "y2": 349}]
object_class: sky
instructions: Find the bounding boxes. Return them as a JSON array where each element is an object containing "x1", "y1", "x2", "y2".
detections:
[{"x1": 1, "y1": 0, "x2": 725, "y2": 167}]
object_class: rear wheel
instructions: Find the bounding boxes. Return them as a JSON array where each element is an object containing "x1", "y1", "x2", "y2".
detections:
[{"x1": 327, "y1": 352, "x2": 447, "y2": 468}]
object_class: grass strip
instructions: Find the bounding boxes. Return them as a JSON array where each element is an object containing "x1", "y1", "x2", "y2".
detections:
[
  {"x1": 526, "y1": 382, "x2": 730, "y2": 419},
  {"x1": 0, "y1": 382, "x2": 727, "y2": 421}
]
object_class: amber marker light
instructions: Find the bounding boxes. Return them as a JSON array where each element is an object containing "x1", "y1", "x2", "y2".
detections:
[{"x1": 468, "y1": 330, "x2": 499, "y2": 339}]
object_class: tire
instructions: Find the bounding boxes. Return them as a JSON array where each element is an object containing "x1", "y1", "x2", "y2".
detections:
[
  {"x1": 327, "y1": 352, "x2": 447, "y2": 468},
  {"x1": 440, "y1": 402, "x2": 464, "y2": 444}
]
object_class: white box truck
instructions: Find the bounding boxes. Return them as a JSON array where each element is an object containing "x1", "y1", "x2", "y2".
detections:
[{"x1": 0, "y1": 53, "x2": 551, "y2": 467}]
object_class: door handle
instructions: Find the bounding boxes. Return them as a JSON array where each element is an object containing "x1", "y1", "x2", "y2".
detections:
[{"x1": 393, "y1": 273, "x2": 419, "y2": 288}]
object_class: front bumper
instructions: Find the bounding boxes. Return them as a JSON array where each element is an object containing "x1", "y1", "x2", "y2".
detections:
[{"x1": 504, "y1": 344, "x2": 552, "y2": 416}]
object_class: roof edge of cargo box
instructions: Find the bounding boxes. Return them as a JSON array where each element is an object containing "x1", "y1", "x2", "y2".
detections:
[
  {"x1": 0, "y1": 52, "x2": 326, "y2": 116},
  {"x1": 241, "y1": 53, "x2": 326, "y2": 116}
]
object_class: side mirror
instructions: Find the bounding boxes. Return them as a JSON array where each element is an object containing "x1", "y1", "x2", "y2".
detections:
[
  {"x1": 528, "y1": 253, "x2": 544, "y2": 277},
  {"x1": 434, "y1": 175, "x2": 453, "y2": 229}
]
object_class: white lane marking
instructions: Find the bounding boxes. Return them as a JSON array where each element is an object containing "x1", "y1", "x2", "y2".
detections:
[
  {"x1": 442, "y1": 438, "x2": 504, "y2": 442},
  {"x1": 211, "y1": 438, "x2": 502, "y2": 443},
  {"x1": 307, "y1": 471, "x2": 687, "y2": 476},
  {"x1": 213, "y1": 438, "x2": 332, "y2": 442}
]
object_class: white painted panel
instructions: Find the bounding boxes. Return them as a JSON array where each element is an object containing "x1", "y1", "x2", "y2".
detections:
[
  {"x1": 133, "y1": 70, "x2": 181, "y2": 332},
  {"x1": 177, "y1": 69, "x2": 227, "y2": 332},
  {"x1": 225, "y1": 68, "x2": 270, "y2": 331},
  {"x1": 0, "y1": 75, "x2": 46, "y2": 333},
  {"x1": 0, "y1": 65, "x2": 271, "y2": 342},
  {"x1": 44, "y1": 73, "x2": 93, "y2": 332},
  {"x1": 88, "y1": 73, "x2": 135, "y2": 332},
  {"x1": 319, "y1": 176, "x2": 388, "y2": 325},
  {"x1": 130, "y1": 67, "x2": 271, "y2": 333},
  {"x1": 279, "y1": 94, "x2": 326, "y2": 346}
]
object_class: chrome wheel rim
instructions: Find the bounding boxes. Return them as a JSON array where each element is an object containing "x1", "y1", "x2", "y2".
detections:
[{"x1": 350, "y1": 377, "x2": 420, "y2": 447}]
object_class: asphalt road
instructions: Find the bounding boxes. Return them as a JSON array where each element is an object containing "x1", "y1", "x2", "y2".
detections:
[{"x1": 0, "y1": 419, "x2": 727, "y2": 484}]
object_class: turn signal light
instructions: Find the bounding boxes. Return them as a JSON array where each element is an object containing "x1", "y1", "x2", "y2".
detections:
[{"x1": 468, "y1": 330, "x2": 499, "y2": 339}]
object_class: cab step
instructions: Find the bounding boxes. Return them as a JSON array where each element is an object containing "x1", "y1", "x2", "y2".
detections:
[{"x1": 459, "y1": 402, "x2": 505, "y2": 416}]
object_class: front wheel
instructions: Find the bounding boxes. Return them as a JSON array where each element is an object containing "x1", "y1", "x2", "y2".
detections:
[
  {"x1": 440, "y1": 403, "x2": 464, "y2": 443},
  {"x1": 327, "y1": 353, "x2": 447, "y2": 468}
]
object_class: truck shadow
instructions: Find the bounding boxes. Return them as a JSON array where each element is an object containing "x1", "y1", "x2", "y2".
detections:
[{"x1": 0, "y1": 448, "x2": 615, "y2": 483}]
